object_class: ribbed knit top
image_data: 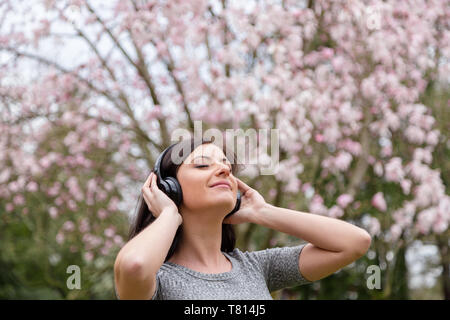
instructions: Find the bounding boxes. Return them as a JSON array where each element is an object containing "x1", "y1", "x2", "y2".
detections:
[{"x1": 148, "y1": 243, "x2": 312, "y2": 300}]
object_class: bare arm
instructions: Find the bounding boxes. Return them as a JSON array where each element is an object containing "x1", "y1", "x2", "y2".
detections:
[
  {"x1": 252, "y1": 204, "x2": 371, "y2": 282},
  {"x1": 114, "y1": 208, "x2": 182, "y2": 299}
]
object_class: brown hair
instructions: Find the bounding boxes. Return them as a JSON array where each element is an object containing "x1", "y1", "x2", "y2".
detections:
[{"x1": 127, "y1": 136, "x2": 243, "y2": 262}]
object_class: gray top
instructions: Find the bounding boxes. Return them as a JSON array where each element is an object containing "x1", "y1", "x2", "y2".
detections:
[{"x1": 145, "y1": 244, "x2": 312, "y2": 300}]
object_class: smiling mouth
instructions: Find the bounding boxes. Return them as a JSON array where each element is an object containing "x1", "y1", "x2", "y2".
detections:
[{"x1": 210, "y1": 184, "x2": 231, "y2": 190}]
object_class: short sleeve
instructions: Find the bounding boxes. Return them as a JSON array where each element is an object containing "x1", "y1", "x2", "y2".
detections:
[
  {"x1": 248, "y1": 243, "x2": 313, "y2": 292},
  {"x1": 114, "y1": 284, "x2": 120, "y2": 300},
  {"x1": 150, "y1": 272, "x2": 161, "y2": 300}
]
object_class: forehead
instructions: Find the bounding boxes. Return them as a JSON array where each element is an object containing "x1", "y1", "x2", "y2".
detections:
[{"x1": 183, "y1": 143, "x2": 229, "y2": 164}]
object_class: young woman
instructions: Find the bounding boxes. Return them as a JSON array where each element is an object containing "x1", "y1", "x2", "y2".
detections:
[{"x1": 114, "y1": 137, "x2": 372, "y2": 300}]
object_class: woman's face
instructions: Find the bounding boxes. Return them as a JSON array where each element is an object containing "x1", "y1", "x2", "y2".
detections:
[{"x1": 176, "y1": 143, "x2": 238, "y2": 217}]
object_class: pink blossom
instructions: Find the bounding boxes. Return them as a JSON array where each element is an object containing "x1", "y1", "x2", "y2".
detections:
[
  {"x1": 56, "y1": 232, "x2": 65, "y2": 244},
  {"x1": 8, "y1": 181, "x2": 20, "y2": 193},
  {"x1": 400, "y1": 179, "x2": 412, "y2": 195},
  {"x1": 79, "y1": 218, "x2": 90, "y2": 233},
  {"x1": 368, "y1": 217, "x2": 381, "y2": 236},
  {"x1": 309, "y1": 195, "x2": 328, "y2": 215},
  {"x1": 338, "y1": 139, "x2": 362, "y2": 156},
  {"x1": 389, "y1": 224, "x2": 402, "y2": 241},
  {"x1": 47, "y1": 182, "x2": 61, "y2": 197},
  {"x1": 385, "y1": 157, "x2": 404, "y2": 182},
  {"x1": 49, "y1": 207, "x2": 58, "y2": 219},
  {"x1": 373, "y1": 162, "x2": 383, "y2": 176},
  {"x1": 97, "y1": 209, "x2": 109, "y2": 220},
  {"x1": 337, "y1": 194, "x2": 354, "y2": 208},
  {"x1": 104, "y1": 227, "x2": 116, "y2": 238},
  {"x1": 0, "y1": 168, "x2": 11, "y2": 184},
  {"x1": 321, "y1": 47, "x2": 334, "y2": 59},
  {"x1": 96, "y1": 190, "x2": 108, "y2": 202},
  {"x1": 82, "y1": 234, "x2": 102, "y2": 250},
  {"x1": 302, "y1": 183, "x2": 312, "y2": 193},
  {"x1": 372, "y1": 192, "x2": 387, "y2": 212},
  {"x1": 361, "y1": 77, "x2": 377, "y2": 99},
  {"x1": 434, "y1": 197, "x2": 450, "y2": 233},
  {"x1": 315, "y1": 133, "x2": 324, "y2": 142},
  {"x1": 426, "y1": 129, "x2": 440, "y2": 146},
  {"x1": 107, "y1": 196, "x2": 120, "y2": 211},
  {"x1": 84, "y1": 251, "x2": 94, "y2": 262},
  {"x1": 334, "y1": 151, "x2": 353, "y2": 171},
  {"x1": 62, "y1": 221, "x2": 75, "y2": 232},
  {"x1": 13, "y1": 194, "x2": 25, "y2": 205},
  {"x1": 404, "y1": 125, "x2": 425, "y2": 144},
  {"x1": 26, "y1": 181, "x2": 39, "y2": 192},
  {"x1": 67, "y1": 199, "x2": 78, "y2": 211},
  {"x1": 54, "y1": 197, "x2": 64, "y2": 206},
  {"x1": 104, "y1": 181, "x2": 113, "y2": 191},
  {"x1": 113, "y1": 235, "x2": 124, "y2": 246},
  {"x1": 416, "y1": 207, "x2": 436, "y2": 234},
  {"x1": 381, "y1": 145, "x2": 392, "y2": 157},
  {"x1": 6, "y1": 203, "x2": 14, "y2": 212},
  {"x1": 328, "y1": 205, "x2": 344, "y2": 218},
  {"x1": 285, "y1": 179, "x2": 301, "y2": 193},
  {"x1": 413, "y1": 147, "x2": 432, "y2": 164}
]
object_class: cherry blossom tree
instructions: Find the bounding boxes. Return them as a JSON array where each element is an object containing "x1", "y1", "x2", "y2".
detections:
[{"x1": 0, "y1": 0, "x2": 448, "y2": 299}]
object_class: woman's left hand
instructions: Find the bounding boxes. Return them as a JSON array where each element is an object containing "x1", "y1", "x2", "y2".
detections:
[{"x1": 223, "y1": 177, "x2": 267, "y2": 225}]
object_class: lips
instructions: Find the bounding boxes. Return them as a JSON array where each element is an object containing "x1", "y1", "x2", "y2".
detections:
[{"x1": 210, "y1": 181, "x2": 231, "y2": 189}]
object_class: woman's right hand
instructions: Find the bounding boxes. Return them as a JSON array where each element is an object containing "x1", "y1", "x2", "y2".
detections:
[{"x1": 141, "y1": 172, "x2": 180, "y2": 220}]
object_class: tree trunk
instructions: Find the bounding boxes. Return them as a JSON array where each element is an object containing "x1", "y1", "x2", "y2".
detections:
[
  {"x1": 437, "y1": 236, "x2": 450, "y2": 300},
  {"x1": 390, "y1": 244, "x2": 409, "y2": 299}
]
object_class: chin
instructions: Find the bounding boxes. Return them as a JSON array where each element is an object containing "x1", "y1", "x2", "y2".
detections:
[{"x1": 206, "y1": 198, "x2": 234, "y2": 210}]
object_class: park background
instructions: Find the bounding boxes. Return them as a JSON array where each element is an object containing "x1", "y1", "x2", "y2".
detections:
[{"x1": 0, "y1": 0, "x2": 448, "y2": 300}]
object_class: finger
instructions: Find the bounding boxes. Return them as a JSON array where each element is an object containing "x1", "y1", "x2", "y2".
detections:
[
  {"x1": 150, "y1": 172, "x2": 155, "y2": 189},
  {"x1": 236, "y1": 178, "x2": 251, "y2": 194},
  {"x1": 142, "y1": 182, "x2": 152, "y2": 197},
  {"x1": 144, "y1": 172, "x2": 153, "y2": 189},
  {"x1": 153, "y1": 171, "x2": 159, "y2": 188},
  {"x1": 154, "y1": 172, "x2": 159, "y2": 188},
  {"x1": 142, "y1": 192, "x2": 152, "y2": 210}
]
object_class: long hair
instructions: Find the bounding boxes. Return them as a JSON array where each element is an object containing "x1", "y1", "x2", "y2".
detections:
[{"x1": 127, "y1": 136, "x2": 243, "y2": 262}]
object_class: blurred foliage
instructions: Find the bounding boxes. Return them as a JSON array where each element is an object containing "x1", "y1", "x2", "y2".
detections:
[{"x1": 1, "y1": 1, "x2": 448, "y2": 301}]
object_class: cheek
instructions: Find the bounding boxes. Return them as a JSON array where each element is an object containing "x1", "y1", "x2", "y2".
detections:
[
  {"x1": 181, "y1": 185, "x2": 212, "y2": 210},
  {"x1": 179, "y1": 175, "x2": 207, "y2": 200}
]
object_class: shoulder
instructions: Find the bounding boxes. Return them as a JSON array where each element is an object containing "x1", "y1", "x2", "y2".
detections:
[
  {"x1": 232, "y1": 244, "x2": 309, "y2": 267},
  {"x1": 224, "y1": 247, "x2": 272, "y2": 272},
  {"x1": 225, "y1": 247, "x2": 260, "y2": 264}
]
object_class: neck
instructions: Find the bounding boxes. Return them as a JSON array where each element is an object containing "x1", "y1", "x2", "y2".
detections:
[{"x1": 169, "y1": 208, "x2": 228, "y2": 269}]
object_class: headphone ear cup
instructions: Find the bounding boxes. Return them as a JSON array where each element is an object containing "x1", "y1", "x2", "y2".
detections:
[{"x1": 164, "y1": 176, "x2": 183, "y2": 207}]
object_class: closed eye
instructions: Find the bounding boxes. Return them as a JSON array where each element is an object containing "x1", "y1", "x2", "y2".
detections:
[{"x1": 195, "y1": 164, "x2": 232, "y2": 170}]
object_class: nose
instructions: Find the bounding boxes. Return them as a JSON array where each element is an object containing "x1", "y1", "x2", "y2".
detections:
[{"x1": 215, "y1": 162, "x2": 231, "y2": 175}]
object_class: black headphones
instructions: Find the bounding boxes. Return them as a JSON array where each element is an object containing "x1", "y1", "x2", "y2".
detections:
[{"x1": 152, "y1": 142, "x2": 241, "y2": 217}]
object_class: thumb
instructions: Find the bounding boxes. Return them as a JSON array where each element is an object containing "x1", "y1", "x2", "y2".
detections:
[{"x1": 236, "y1": 177, "x2": 252, "y2": 195}]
